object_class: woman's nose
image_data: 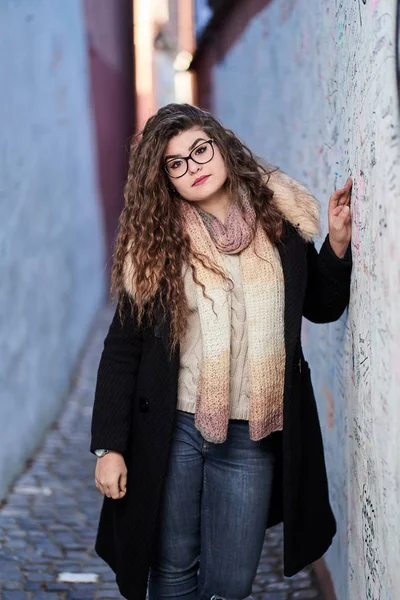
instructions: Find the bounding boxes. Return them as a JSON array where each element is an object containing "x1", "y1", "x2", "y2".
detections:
[{"x1": 188, "y1": 159, "x2": 201, "y2": 174}]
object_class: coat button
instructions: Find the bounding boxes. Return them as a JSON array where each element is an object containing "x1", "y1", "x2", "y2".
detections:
[{"x1": 139, "y1": 397, "x2": 150, "y2": 413}]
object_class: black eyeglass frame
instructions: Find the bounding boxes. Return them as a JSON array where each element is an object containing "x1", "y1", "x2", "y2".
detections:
[{"x1": 164, "y1": 139, "x2": 215, "y2": 179}]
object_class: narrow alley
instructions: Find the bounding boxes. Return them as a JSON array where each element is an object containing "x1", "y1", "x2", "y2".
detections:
[{"x1": 2, "y1": 1, "x2": 400, "y2": 598}]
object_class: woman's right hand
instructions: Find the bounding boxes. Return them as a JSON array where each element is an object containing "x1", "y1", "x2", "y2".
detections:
[{"x1": 95, "y1": 452, "x2": 127, "y2": 500}]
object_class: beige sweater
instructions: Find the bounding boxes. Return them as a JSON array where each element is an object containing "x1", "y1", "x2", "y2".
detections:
[{"x1": 177, "y1": 253, "x2": 250, "y2": 420}]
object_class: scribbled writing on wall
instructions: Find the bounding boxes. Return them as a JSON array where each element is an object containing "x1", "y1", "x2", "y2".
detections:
[{"x1": 212, "y1": 0, "x2": 400, "y2": 597}]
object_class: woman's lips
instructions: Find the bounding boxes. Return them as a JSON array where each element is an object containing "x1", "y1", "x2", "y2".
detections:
[{"x1": 192, "y1": 175, "x2": 210, "y2": 186}]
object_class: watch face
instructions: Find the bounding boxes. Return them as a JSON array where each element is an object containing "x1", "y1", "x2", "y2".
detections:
[{"x1": 95, "y1": 449, "x2": 107, "y2": 457}]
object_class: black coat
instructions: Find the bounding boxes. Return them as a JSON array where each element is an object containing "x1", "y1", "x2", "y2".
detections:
[{"x1": 90, "y1": 221, "x2": 352, "y2": 600}]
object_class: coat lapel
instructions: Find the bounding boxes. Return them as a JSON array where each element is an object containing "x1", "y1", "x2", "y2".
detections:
[
  {"x1": 153, "y1": 303, "x2": 180, "y2": 372},
  {"x1": 277, "y1": 220, "x2": 308, "y2": 372}
]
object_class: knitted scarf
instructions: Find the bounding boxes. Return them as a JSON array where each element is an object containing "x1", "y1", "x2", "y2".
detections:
[{"x1": 181, "y1": 190, "x2": 286, "y2": 443}]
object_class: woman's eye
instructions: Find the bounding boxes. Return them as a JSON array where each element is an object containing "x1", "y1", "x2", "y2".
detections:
[
  {"x1": 194, "y1": 145, "x2": 206, "y2": 155},
  {"x1": 170, "y1": 160, "x2": 183, "y2": 169}
]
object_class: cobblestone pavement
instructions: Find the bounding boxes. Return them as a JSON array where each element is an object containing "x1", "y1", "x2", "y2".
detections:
[{"x1": 0, "y1": 309, "x2": 324, "y2": 600}]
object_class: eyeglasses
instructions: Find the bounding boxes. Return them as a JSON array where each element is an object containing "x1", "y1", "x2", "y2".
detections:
[{"x1": 164, "y1": 139, "x2": 215, "y2": 179}]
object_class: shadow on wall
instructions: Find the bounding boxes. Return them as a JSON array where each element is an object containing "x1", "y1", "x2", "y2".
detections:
[{"x1": 84, "y1": 0, "x2": 135, "y2": 281}]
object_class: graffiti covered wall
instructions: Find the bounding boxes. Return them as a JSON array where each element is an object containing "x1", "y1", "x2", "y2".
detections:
[{"x1": 210, "y1": 0, "x2": 400, "y2": 597}]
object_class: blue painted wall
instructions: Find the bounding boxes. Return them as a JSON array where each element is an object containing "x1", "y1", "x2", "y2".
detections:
[{"x1": 0, "y1": 0, "x2": 105, "y2": 498}]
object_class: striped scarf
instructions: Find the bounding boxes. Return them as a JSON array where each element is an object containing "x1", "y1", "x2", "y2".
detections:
[{"x1": 181, "y1": 191, "x2": 286, "y2": 443}]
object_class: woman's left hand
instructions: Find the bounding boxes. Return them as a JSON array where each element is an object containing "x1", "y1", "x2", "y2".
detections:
[{"x1": 328, "y1": 177, "x2": 352, "y2": 258}]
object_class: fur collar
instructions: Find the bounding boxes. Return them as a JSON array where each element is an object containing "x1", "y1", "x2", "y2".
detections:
[{"x1": 266, "y1": 169, "x2": 320, "y2": 242}]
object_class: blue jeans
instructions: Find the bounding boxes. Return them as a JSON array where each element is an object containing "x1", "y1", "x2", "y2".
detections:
[{"x1": 149, "y1": 410, "x2": 275, "y2": 600}]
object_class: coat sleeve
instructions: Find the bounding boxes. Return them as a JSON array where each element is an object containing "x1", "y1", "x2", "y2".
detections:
[
  {"x1": 90, "y1": 295, "x2": 143, "y2": 455},
  {"x1": 302, "y1": 234, "x2": 352, "y2": 324}
]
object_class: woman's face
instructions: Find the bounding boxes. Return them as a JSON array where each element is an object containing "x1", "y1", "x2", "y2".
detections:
[{"x1": 164, "y1": 127, "x2": 228, "y2": 203}]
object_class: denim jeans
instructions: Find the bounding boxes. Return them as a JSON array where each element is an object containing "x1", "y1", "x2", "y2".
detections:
[{"x1": 148, "y1": 410, "x2": 275, "y2": 600}]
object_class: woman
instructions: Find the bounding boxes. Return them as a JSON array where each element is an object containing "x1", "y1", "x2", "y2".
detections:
[{"x1": 90, "y1": 103, "x2": 352, "y2": 600}]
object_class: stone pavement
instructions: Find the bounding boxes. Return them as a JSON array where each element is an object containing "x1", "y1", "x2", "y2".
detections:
[{"x1": 0, "y1": 308, "x2": 324, "y2": 600}]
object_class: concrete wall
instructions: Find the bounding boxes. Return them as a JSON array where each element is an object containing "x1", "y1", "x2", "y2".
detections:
[
  {"x1": 199, "y1": 0, "x2": 400, "y2": 597},
  {"x1": 0, "y1": 1, "x2": 105, "y2": 498}
]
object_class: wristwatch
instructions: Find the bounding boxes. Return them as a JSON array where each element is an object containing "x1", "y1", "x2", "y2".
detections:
[{"x1": 94, "y1": 449, "x2": 110, "y2": 458}]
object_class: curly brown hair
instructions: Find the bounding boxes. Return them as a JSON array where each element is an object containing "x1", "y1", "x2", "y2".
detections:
[{"x1": 111, "y1": 103, "x2": 283, "y2": 350}]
